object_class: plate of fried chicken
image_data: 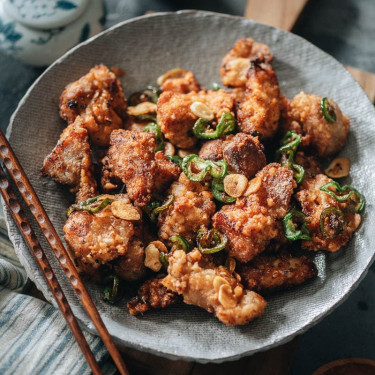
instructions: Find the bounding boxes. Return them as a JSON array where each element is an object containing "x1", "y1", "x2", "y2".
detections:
[{"x1": 5, "y1": 11, "x2": 375, "y2": 362}]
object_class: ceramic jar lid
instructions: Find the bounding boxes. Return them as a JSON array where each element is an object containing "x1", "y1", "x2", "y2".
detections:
[{"x1": 5, "y1": 0, "x2": 89, "y2": 29}]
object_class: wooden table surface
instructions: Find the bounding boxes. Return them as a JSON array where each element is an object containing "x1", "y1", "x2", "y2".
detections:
[{"x1": 25, "y1": 1, "x2": 375, "y2": 374}]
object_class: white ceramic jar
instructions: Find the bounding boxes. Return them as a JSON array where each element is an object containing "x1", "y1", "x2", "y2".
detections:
[{"x1": 0, "y1": 0, "x2": 104, "y2": 66}]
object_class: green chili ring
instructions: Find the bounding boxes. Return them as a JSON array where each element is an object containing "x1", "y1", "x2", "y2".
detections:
[
  {"x1": 153, "y1": 195, "x2": 174, "y2": 216},
  {"x1": 143, "y1": 122, "x2": 164, "y2": 152},
  {"x1": 320, "y1": 181, "x2": 365, "y2": 213},
  {"x1": 159, "y1": 252, "x2": 169, "y2": 271},
  {"x1": 281, "y1": 131, "x2": 302, "y2": 151},
  {"x1": 193, "y1": 112, "x2": 236, "y2": 140},
  {"x1": 169, "y1": 235, "x2": 190, "y2": 253},
  {"x1": 103, "y1": 275, "x2": 120, "y2": 304},
  {"x1": 319, "y1": 207, "x2": 345, "y2": 239},
  {"x1": 143, "y1": 201, "x2": 161, "y2": 222},
  {"x1": 182, "y1": 154, "x2": 210, "y2": 181},
  {"x1": 282, "y1": 208, "x2": 312, "y2": 241},
  {"x1": 197, "y1": 228, "x2": 228, "y2": 254},
  {"x1": 207, "y1": 159, "x2": 228, "y2": 179},
  {"x1": 321, "y1": 97, "x2": 337, "y2": 123},
  {"x1": 167, "y1": 155, "x2": 182, "y2": 168},
  {"x1": 212, "y1": 179, "x2": 236, "y2": 204},
  {"x1": 66, "y1": 195, "x2": 113, "y2": 217},
  {"x1": 292, "y1": 163, "x2": 305, "y2": 184}
]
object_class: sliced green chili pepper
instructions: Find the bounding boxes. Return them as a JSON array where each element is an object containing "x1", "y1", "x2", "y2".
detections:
[
  {"x1": 319, "y1": 207, "x2": 345, "y2": 238},
  {"x1": 292, "y1": 163, "x2": 305, "y2": 184},
  {"x1": 103, "y1": 275, "x2": 121, "y2": 304},
  {"x1": 182, "y1": 155, "x2": 228, "y2": 182},
  {"x1": 128, "y1": 86, "x2": 161, "y2": 106},
  {"x1": 169, "y1": 235, "x2": 190, "y2": 253},
  {"x1": 143, "y1": 201, "x2": 161, "y2": 222},
  {"x1": 320, "y1": 181, "x2": 365, "y2": 213},
  {"x1": 66, "y1": 195, "x2": 113, "y2": 217},
  {"x1": 321, "y1": 97, "x2": 336, "y2": 123},
  {"x1": 212, "y1": 179, "x2": 236, "y2": 204},
  {"x1": 211, "y1": 82, "x2": 221, "y2": 91},
  {"x1": 143, "y1": 122, "x2": 164, "y2": 152},
  {"x1": 193, "y1": 112, "x2": 236, "y2": 140},
  {"x1": 197, "y1": 228, "x2": 228, "y2": 254},
  {"x1": 281, "y1": 131, "x2": 302, "y2": 151},
  {"x1": 153, "y1": 195, "x2": 174, "y2": 215},
  {"x1": 159, "y1": 252, "x2": 169, "y2": 271},
  {"x1": 283, "y1": 208, "x2": 312, "y2": 241},
  {"x1": 166, "y1": 155, "x2": 182, "y2": 168},
  {"x1": 134, "y1": 114, "x2": 157, "y2": 122}
]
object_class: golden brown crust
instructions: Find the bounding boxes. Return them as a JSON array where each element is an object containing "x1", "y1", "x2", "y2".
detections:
[
  {"x1": 163, "y1": 249, "x2": 267, "y2": 326},
  {"x1": 199, "y1": 139, "x2": 225, "y2": 161},
  {"x1": 154, "y1": 151, "x2": 181, "y2": 192},
  {"x1": 157, "y1": 173, "x2": 216, "y2": 245},
  {"x1": 127, "y1": 277, "x2": 180, "y2": 316},
  {"x1": 223, "y1": 133, "x2": 266, "y2": 178},
  {"x1": 213, "y1": 164, "x2": 296, "y2": 263},
  {"x1": 295, "y1": 174, "x2": 361, "y2": 252},
  {"x1": 281, "y1": 92, "x2": 350, "y2": 157},
  {"x1": 59, "y1": 65, "x2": 127, "y2": 146},
  {"x1": 157, "y1": 89, "x2": 235, "y2": 148},
  {"x1": 238, "y1": 252, "x2": 318, "y2": 293},
  {"x1": 220, "y1": 38, "x2": 273, "y2": 88},
  {"x1": 113, "y1": 238, "x2": 146, "y2": 281},
  {"x1": 63, "y1": 195, "x2": 136, "y2": 267},
  {"x1": 237, "y1": 60, "x2": 280, "y2": 139},
  {"x1": 42, "y1": 117, "x2": 97, "y2": 203},
  {"x1": 294, "y1": 151, "x2": 323, "y2": 178},
  {"x1": 161, "y1": 70, "x2": 200, "y2": 93},
  {"x1": 107, "y1": 130, "x2": 156, "y2": 206}
]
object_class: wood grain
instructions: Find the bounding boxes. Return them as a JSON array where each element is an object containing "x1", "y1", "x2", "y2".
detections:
[
  {"x1": 0, "y1": 130, "x2": 129, "y2": 375},
  {"x1": 245, "y1": 0, "x2": 309, "y2": 31},
  {"x1": 245, "y1": 0, "x2": 375, "y2": 102},
  {"x1": 0, "y1": 165, "x2": 102, "y2": 375}
]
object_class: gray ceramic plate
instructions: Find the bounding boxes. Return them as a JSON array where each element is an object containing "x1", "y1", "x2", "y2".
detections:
[{"x1": 4, "y1": 10, "x2": 375, "y2": 363}]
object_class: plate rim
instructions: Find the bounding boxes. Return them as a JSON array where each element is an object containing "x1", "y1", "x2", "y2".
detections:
[{"x1": 4, "y1": 9, "x2": 375, "y2": 363}]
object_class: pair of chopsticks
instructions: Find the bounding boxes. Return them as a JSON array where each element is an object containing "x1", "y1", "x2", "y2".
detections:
[{"x1": 0, "y1": 129, "x2": 129, "y2": 375}]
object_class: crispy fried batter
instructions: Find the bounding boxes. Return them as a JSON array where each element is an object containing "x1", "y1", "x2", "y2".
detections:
[
  {"x1": 157, "y1": 89, "x2": 235, "y2": 148},
  {"x1": 161, "y1": 70, "x2": 200, "y2": 93},
  {"x1": 238, "y1": 252, "x2": 318, "y2": 293},
  {"x1": 199, "y1": 133, "x2": 266, "y2": 179},
  {"x1": 295, "y1": 174, "x2": 361, "y2": 252},
  {"x1": 213, "y1": 163, "x2": 296, "y2": 263},
  {"x1": 127, "y1": 277, "x2": 179, "y2": 315},
  {"x1": 281, "y1": 92, "x2": 350, "y2": 156},
  {"x1": 237, "y1": 60, "x2": 280, "y2": 138},
  {"x1": 63, "y1": 194, "x2": 136, "y2": 267},
  {"x1": 158, "y1": 173, "x2": 216, "y2": 245},
  {"x1": 221, "y1": 38, "x2": 273, "y2": 88},
  {"x1": 107, "y1": 130, "x2": 156, "y2": 206},
  {"x1": 163, "y1": 249, "x2": 267, "y2": 326},
  {"x1": 154, "y1": 151, "x2": 181, "y2": 192},
  {"x1": 294, "y1": 151, "x2": 322, "y2": 178},
  {"x1": 42, "y1": 117, "x2": 97, "y2": 203},
  {"x1": 59, "y1": 65, "x2": 127, "y2": 146},
  {"x1": 113, "y1": 238, "x2": 146, "y2": 281},
  {"x1": 223, "y1": 133, "x2": 266, "y2": 178}
]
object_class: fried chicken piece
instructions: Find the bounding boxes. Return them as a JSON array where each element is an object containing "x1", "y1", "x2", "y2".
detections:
[
  {"x1": 199, "y1": 133, "x2": 266, "y2": 179},
  {"x1": 113, "y1": 238, "x2": 146, "y2": 281},
  {"x1": 281, "y1": 92, "x2": 350, "y2": 157},
  {"x1": 213, "y1": 163, "x2": 296, "y2": 263},
  {"x1": 161, "y1": 70, "x2": 200, "y2": 93},
  {"x1": 63, "y1": 194, "x2": 137, "y2": 267},
  {"x1": 294, "y1": 151, "x2": 322, "y2": 178},
  {"x1": 154, "y1": 151, "x2": 181, "y2": 192},
  {"x1": 107, "y1": 130, "x2": 156, "y2": 206},
  {"x1": 223, "y1": 133, "x2": 266, "y2": 178},
  {"x1": 163, "y1": 249, "x2": 266, "y2": 326},
  {"x1": 237, "y1": 59, "x2": 280, "y2": 138},
  {"x1": 42, "y1": 117, "x2": 97, "y2": 202},
  {"x1": 157, "y1": 89, "x2": 235, "y2": 148},
  {"x1": 238, "y1": 252, "x2": 318, "y2": 294},
  {"x1": 221, "y1": 38, "x2": 273, "y2": 88},
  {"x1": 158, "y1": 173, "x2": 216, "y2": 245},
  {"x1": 99, "y1": 154, "x2": 121, "y2": 193},
  {"x1": 60, "y1": 65, "x2": 127, "y2": 146},
  {"x1": 127, "y1": 277, "x2": 180, "y2": 315},
  {"x1": 295, "y1": 174, "x2": 361, "y2": 252}
]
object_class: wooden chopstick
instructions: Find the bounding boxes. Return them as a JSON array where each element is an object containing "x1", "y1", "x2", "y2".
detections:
[
  {"x1": 0, "y1": 164, "x2": 103, "y2": 375},
  {"x1": 0, "y1": 130, "x2": 129, "y2": 375}
]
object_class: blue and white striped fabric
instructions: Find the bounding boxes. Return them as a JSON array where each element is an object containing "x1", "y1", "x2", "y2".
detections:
[{"x1": 0, "y1": 219, "x2": 116, "y2": 375}]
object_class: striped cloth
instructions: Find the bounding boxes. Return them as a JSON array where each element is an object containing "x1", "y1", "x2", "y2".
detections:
[{"x1": 0, "y1": 218, "x2": 116, "y2": 375}]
